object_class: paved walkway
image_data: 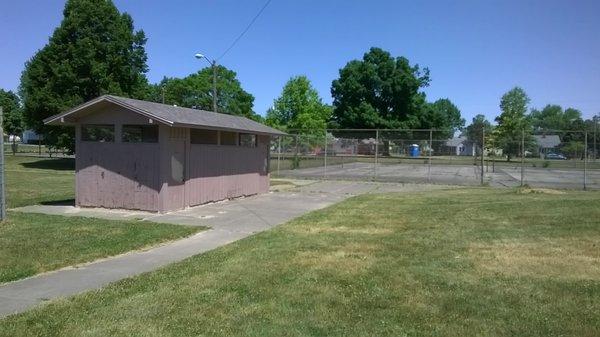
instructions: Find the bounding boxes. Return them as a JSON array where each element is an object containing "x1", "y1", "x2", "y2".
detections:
[{"x1": 1, "y1": 180, "x2": 455, "y2": 318}]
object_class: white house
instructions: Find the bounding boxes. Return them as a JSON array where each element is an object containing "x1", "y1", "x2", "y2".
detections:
[{"x1": 445, "y1": 136, "x2": 475, "y2": 156}]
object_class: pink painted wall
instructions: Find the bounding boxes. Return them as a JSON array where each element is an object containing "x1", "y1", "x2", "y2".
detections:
[
  {"x1": 75, "y1": 106, "x2": 160, "y2": 211},
  {"x1": 77, "y1": 142, "x2": 160, "y2": 211},
  {"x1": 184, "y1": 135, "x2": 270, "y2": 207},
  {"x1": 158, "y1": 126, "x2": 187, "y2": 212}
]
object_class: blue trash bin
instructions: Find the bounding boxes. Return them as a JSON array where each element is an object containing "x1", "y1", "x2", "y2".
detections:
[{"x1": 409, "y1": 144, "x2": 420, "y2": 157}]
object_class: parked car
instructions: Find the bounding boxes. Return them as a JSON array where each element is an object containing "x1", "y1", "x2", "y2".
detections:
[{"x1": 545, "y1": 153, "x2": 567, "y2": 160}]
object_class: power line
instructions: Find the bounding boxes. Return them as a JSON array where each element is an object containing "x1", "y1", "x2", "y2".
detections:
[{"x1": 217, "y1": 0, "x2": 272, "y2": 61}]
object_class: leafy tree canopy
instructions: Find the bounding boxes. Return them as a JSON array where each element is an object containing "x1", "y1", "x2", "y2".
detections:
[
  {"x1": 265, "y1": 75, "x2": 331, "y2": 131},
  {"x1": 419, "y1": 98, "x2": 465, "y2": 138},
  {"x1": 330, "y1": 47, "x2": 464, "y2": 141},
  {"x1": 20, "y1": 0, "x2": 148, "y2": 151},
  {"x1": 331, "y1": 47, "x2": 431, "y2": 130},
  {"x1": 529, "y1": 104, "x2": 584, "y2": 131},
  {"x1": 148, "y1": 66, "x2": 259, "y2": 121},
  {"x1": 491, "y1": 87, "x2": 534, "y2": 160},
  {"x1": 0, "y1": 89, "x2": 24, "y2": 136},
  {"x1": 465, "y1": 114, "x2": 493, "y2": 147}
]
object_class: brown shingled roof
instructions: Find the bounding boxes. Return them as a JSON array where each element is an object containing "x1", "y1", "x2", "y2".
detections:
[{"x1": 44, "y1": 95, "x2": 286, "y2": 136}]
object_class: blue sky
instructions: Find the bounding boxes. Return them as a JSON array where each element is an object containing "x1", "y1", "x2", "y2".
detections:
[{"x1": 1, "y1": 0, "x2": 599, "y2": 122}]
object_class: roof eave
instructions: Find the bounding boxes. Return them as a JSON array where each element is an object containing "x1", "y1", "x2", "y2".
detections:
[
  {"x1": 172, "y1": 122, "x2": 286, "y2": 136},
  {"x1": 43, "y1": 95, "x2": 174, "y2": 126}
]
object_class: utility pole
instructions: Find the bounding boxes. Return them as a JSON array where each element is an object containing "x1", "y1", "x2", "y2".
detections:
[
  {"x1": 211, "y1": 60, "x2": 218, "y2": 113},
  {"x1": 195, "y1": 53, "x2": 218, "y2": 112},
  {"x1": 0, "y1": 107, "x2": 5, "y2": 220}
]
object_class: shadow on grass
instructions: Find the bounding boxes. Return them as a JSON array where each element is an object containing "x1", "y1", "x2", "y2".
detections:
[
  {"x1": 20, "y1": 158, "x2": 75, "y2": 171},
  {"x1": 40, "y1": 199, "x2": 76, "y2": 206}
]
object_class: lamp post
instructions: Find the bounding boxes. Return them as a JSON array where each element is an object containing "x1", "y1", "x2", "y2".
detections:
[{"x1": 194, "y1": 53, "x2": 218, "y2": 112}]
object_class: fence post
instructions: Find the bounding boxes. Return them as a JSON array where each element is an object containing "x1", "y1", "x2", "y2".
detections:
[
  {"x1": 594, "y1": 116, "x2": 597, "y2": 162},
  {"x1": 374, "y1": 129, "x2": 379, "y2": 179},
  {"x1": 584, "y1": 131, "x2": 588, "y2": 190},
  {"x1": 428, "y1": 129, "x2": 432, "y2": 183},
  {"x1": 324, "y1": 129, "x2": 328, "y2": 178},
  {"x1": 294, "y1": 134, "x2": 299, "y2": 170},
  {"x1": 520, "y1": 129, "x2": 525, "y2": 187},
  {"x1": 480, "y1": 127, "x2": 485, "y2": 185},
  {"x1": 0, "y1": 107, "x2": 5, "y2": 220},
  {"x1": 277, "y1": 136, "x2": 281, "y2": 176}
]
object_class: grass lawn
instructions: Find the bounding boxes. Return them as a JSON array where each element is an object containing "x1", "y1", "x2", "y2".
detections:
[
  {"x1": 0, "y1": 188, "x2": 598, "y2": 336},
  {"x1": 0, "y1": 211, "x2": 203, "y2": 283},
  {"x1": 4, "y1": 155, "x2": 75, "y2": 208}
]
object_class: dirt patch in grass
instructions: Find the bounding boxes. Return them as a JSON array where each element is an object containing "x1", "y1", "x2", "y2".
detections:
[
  {"x1": 289, "y1": 225, "x2": 394, "y2": 235},
  {"x1": 516, "y1": 187, "x2": 566, "y2": 195},
  {"x1": 470, "y1": 238, "x2": 600, "y2": 280},
  {"x1": 269, "y1": 179, "x2": 300, "y2": 192},
  {"x1": 293, "y1": 242, "x2": 380, "y2": 274}
]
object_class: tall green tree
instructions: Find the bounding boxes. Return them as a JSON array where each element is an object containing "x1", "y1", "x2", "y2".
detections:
[
  {"x1": 419, "y1": 98, "x2": 465, "y2": 138},
  {"x1": 20, "y1": 0, "x2": 148, "y2": 152},
  {"x1": 331, "y1": 48, "x2": 464, "y2": 155},
  {"x1": 465, "y1": 114, "x2": 493, "y2": 150},
  {"x1": 0, "y1": 89, "x2": 25, "y2": 155},
  {"x1": 529, "y1": 104, "x2": 586, "y2": 147},
  {"x1": 491, "y1": 87, "x2": 534, "y2": 161},
  {"x1": 148, "y1": 66, "x2": 259, "y2": 121},
  {"x1": 330, "y1": 47, "x2": 430, "y2": 130},
  {"x1": 529, "y1": 104, "x2": 584, "y2": 131},
  {"x1": 265, "y1": 76, "x2": 331, "y2": 131},
  {"x1": 0, "y1": 89, "x2": 24, "y2": 138}
]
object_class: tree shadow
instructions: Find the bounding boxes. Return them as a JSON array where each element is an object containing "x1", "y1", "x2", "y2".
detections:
[
  {"x1": 40, "y1": 199, "x2": 76, "y2": 206},
  {"x1": 20, "y1": 158, "x2": 75, "y2": 171}
]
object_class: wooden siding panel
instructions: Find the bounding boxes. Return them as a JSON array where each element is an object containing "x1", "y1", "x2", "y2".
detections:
[
  {"x1": 185, "y1": 138, "x2": 269, "y2": 207},
  {"x1": 76, "y1": 142, "x2": 160, "y2": 211},
  {"x1": 159, "y1": 127, "x2": 187, "y2": 212}
]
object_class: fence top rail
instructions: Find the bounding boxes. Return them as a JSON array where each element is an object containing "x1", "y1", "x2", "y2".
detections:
[
  {"x1": 284, "y1": 128, "x2": 457, "y2": 133},
  {"x1": 275, "y1": 128, "x2": 594, "y2": 135}
]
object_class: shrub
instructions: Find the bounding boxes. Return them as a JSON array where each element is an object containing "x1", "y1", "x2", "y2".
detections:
[{"x1": 291, "y1": 155, "x2": 301, "y2": 169}]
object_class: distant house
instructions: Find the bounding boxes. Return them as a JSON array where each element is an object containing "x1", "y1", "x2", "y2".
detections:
[
  {"x1": 22, "y1": 130, "x2": 41, "y2": 144},
  {"x1": 44, "y1": 95, "x2": 285, "y2": 212},
  {"x1": 533, "y1": 135, "x2": 561, "y2": 157},
  {"x1": 357, "y1": 138, "x2": 378, "y2": 155},
  {"x1": 329, "y1": 137, "x2": 356, "y2": 155},
  {"x1": 445, "y1": 136, "x2": 475, "y2": 156}
]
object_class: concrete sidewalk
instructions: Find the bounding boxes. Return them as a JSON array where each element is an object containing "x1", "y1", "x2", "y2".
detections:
[{"x1": 1, "y1": 180, "x2": 454, "y2": 318}]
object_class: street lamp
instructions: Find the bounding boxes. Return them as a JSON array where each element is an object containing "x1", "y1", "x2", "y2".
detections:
[{"x1": 194, "y1": 53, "x2": 218, "y2": 113}]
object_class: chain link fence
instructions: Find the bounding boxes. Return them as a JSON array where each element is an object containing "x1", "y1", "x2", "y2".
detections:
[
  {"x1": 270, "y1": 129, "x2": 599, "y2": 190},
  {"x1": 2, "y1": 143, "x2": 72, "y2": 158}
]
